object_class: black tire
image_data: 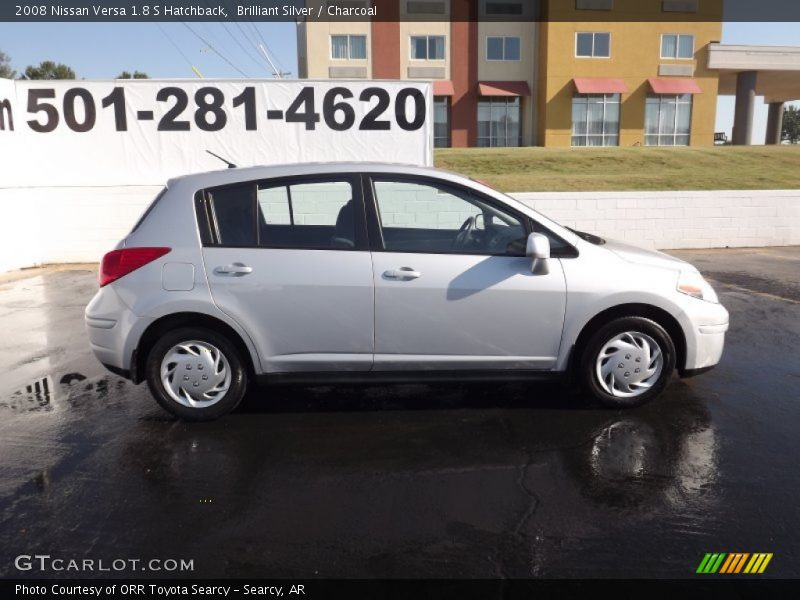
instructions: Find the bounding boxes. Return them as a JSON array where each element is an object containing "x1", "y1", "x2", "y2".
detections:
[
  {"x1": 145, "y1": 327, "x2": 248, "y2": 421},
  {"x1": 578, "y1": 316, "x2": 676, "y2": 409}
]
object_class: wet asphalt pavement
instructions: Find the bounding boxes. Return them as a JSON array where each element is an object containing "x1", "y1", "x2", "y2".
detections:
[{"x1": 0, "y1": 248, "x2": 798, "y2": 579}]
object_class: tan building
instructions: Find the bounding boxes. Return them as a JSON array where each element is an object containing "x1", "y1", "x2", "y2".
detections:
[{"x1": 298, "y1": 0, "x2": 732, "y2": 148}]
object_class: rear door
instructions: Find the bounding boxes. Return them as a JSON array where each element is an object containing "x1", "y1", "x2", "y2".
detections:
[
  {"x1": 365, "y1": 175, "x2": 568, "y2": 371},
  {"x1": 199, "y1": 174, "x2": 374, "y2": 373}
]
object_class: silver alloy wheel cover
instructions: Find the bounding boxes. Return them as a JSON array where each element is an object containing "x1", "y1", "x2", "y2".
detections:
[
  {"x1": 595, "y1": 331, "x2": 664, "y2": 398},
  {"x1": 160, "y1": 340, "x2": 232, "y2": 408}
]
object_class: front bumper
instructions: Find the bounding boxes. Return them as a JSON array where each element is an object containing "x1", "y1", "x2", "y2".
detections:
[{"x1": 680, "y1": 300, "x2": 729, "y2": 373}]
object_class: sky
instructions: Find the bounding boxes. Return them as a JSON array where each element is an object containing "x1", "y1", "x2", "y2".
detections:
[{"x1": 0, "y1": 20, "x2": 797, "y2": 144}]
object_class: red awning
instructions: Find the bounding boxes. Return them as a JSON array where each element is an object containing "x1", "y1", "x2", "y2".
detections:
[
  {"x1": 478, "y1": 81, "x2": 531, "y2": 97},
  {"x1": 573, "y1": 78, "x2": 629, "y2": 94},
  {"x1": 433, "y1": 80, "x2": 454, "y2": 96},
  {"x1": 648, "y1": 78, "x2": 703, "y2": 95}
]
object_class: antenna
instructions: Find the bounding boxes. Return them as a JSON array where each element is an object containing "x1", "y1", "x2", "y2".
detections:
[{"x1": 206, "y1": 150, "x2": 237, "y2": 169}]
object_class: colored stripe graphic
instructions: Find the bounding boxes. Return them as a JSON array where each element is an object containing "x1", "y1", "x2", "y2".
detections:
[
  {"x1": 719, "y1": 554, "x2": 736, "y2": 574},
  {"x1": 758, "y1": 554, "x2": 773, "y2": 573},
  {"x1": 700, "y1": 553, "x2": 772, "y2": 574},
  {"x1": 696, "y1": 554, "x2": 713, "y2": 574}
]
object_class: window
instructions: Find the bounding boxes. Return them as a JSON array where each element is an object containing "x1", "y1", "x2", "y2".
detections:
[
  {"x1": 572, "y1": 94, "x2": 620, "y2": 147},
  {"x1": 410, "y1": 35, "x2": 446, "y2": 60},
  {"x1": 645, "y1": 94, "x2": 693, "y2": 146},
  {"x1": 372, "y1": 179, "x2": 526, "y2": 255},
  {"x1": 576, "y1": 0, "x2": 614, "y2": 9},
  {"x1": 331, "y1": 35, "x2": 367, "y2": 60},
  {"x1": 487, "y1": 36, "x2": 521, "y2": 61},
  {"x1": 207, "y1": 184, "x2": 257, "y2": 247},
  {"x1": 661, "y1": 34, "x2": 694, "y2": 59},
  {"x1": 575, "y1": 32, "x2": 611, "y2": 58},
  {"x1": 434, "y1": 97, "x2": 450, "y2": 148},
  {"x1": 406, "y1": 1, "x2": 446, "y2": 14},
  {"x1": 257, "y1": 180, "x2": 355, "y2": 248},
  {"x1": 484, "y1": 1, "x2": 524, "y2": 15},
  {"x1": 478, "y1": 97, "x2": 521, "y2": 147},
  {"x1": 203, "y1": 179, "x2": 358, "y2": 250}
]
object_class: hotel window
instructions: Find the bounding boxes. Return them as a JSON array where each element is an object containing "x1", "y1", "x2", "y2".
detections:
[
  {"x1": 477, "y1": 97, "x2": 521, "y2": 147},
  {"x1": 645, "y1": 94, "x2": 693, "y2": 146},
  {"x1": 487, "y1": 36, "x2": 521, "y2": 61},
  {"x1": 575, "y1": 32, "x2": 611, "y2": 58},
  {"x1": 571, "y1": 94, "x2": 620, "y2": 147},
  {"x1": 410, "y1": 35, "x2": 446, "y2": 60},
  {"x1": 661, "y1": 34, "x2": 695, "y2": 59},
  {"x1": 331, "y1": 35, "x2": 367, "y2": 60},
  {"x1": 433, "y1": 97, "x2": 450, "y2": 148}
]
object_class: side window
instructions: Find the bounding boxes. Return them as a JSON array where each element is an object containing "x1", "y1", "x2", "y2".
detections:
[
  {"x1": 256, "y1": 180, "x2": 356, "y2": 249},
  {"x1": 372, "y1": 179, "x2": 526, "y2": 255},
  {"x1": 207, "y1": 184, "x2": 256, "y2": 247}
]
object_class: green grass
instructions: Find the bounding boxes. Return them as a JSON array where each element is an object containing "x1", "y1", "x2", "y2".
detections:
[{"x1": 434, "y1": 145, "x2": 800, "y2": 193}]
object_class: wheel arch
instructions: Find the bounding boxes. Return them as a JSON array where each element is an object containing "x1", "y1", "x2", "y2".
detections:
[
  {"x1": 567, "y1": 303, "x2": 687, "y2": 377},
  {"x1": 133, "y1": 312, "x2": 258, "y2": 384}
]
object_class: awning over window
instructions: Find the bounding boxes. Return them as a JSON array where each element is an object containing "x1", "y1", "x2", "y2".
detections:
[
  {"x1": 573, "y1": 78, "x2": 629, "y2": 94},
  {"x1": 648, "y1": 78, "x2": 703, "y2": 95},
  {"x1": 433, "y1": 80, "x2": 455, "y2": 96},
  {"x1": 478, "y1": 81, "x2": 532, "y2": 97}
]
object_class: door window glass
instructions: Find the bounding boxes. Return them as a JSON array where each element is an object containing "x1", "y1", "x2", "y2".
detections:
[
  {"x1": 257, "y1": 180, "x2": 355, "y2": 249},
  {"x1": 207, "y1": 184, "x2": 256, "y2": 247},
  {"x1": 372, "y1": 179, "x2": 525, "y2": 255}
]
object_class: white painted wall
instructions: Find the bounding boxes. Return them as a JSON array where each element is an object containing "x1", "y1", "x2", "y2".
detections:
[
  {"x1": 1, "y1": 187, "x2": 798, "y2": 273},
  {"x1": 511, "y1": 190, "x2": 800, "y2": 250},
  {"x1": 0, "y1": 186, "x2": 161, "y2": 272}
]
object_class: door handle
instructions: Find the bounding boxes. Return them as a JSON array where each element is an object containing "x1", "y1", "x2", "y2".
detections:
[
  {"x1": 383, "y1": 267, "x2": 421, "y2": 281},
  {"x1": 214, "y1": 263, "x2": 253, "y2": 276}
]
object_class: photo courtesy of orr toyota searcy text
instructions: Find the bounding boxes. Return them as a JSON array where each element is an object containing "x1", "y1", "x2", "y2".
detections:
[{"x1": 15, "y1": 584, "x2": 303, "y2": 596}]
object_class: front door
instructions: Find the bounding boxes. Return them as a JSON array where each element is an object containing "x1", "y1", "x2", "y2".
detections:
[
  {"x1": 201, "y1": 174, "x2": 374, "y2": 373},
  {"x1": 366, "y1": 176, "x2": 567, "y2": 371}
]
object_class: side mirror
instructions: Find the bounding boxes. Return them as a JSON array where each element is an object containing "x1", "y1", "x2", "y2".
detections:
[{"x1": 526, "y1": 232, "x2": 551, "y2": 275}]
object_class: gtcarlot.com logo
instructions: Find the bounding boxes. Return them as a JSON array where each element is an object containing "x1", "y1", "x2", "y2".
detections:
[
  {"x1": 696, "y1": 553, "x2": 773, "y2": 574},
  {"x1": 14, "y1": 554, "x2": 194, "y2": 573}
]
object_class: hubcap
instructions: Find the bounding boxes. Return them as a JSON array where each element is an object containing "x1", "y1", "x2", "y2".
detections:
[
  {"x1": 595, "y1": 331, "x2": 664, "y2": 399},
  {"x1": 160, "y1": 340, "x2": 231, "y2": 408}
]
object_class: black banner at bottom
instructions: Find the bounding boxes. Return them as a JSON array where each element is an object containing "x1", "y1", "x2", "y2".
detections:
[{"x1": 4, "y1": 579, "x2": 800, "y2": 600}]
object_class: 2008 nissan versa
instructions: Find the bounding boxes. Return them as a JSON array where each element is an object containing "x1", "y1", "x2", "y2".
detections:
[{"x1": 85, "y1": 163, "x2": 728, "y2": 420}]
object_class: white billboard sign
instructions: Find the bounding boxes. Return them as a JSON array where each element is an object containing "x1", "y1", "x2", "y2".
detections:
[{"x1": 0, "y1": 78, "x2": 433, "y2": 187}]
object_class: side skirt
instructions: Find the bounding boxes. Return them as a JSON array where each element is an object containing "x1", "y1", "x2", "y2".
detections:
[{"x1": 256, "y1": 370, "x2": 564, "y2": 387}]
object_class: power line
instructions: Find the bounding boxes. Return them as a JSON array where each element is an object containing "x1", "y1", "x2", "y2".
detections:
[
  {"x1": 181, "y1": 22, "x2": 250, "y2": 78},
  {"x1": 156, "y1": 23, "x2": 195, "y2": 74},
  {"x1": 218, "y1": 21, "x2": 268, "y2": 72}
]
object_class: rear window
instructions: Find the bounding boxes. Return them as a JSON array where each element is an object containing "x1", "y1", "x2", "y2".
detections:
[{"x1": 130, "y1": 188, "x2": 166, "y2": 233}]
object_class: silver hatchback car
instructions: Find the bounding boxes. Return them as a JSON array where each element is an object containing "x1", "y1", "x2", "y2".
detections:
[{"x1": 86, "y1": 163, "x2": 728, "y2": 420}]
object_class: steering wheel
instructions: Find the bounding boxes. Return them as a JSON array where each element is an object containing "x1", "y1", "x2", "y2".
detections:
[{"x1": 452, "y1": 216, "x2": 476, "y2": 249}]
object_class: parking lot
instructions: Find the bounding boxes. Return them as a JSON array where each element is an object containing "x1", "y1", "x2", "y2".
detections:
[{"x1": 0, "y1": 247, "x2": 798, "y2": 578}]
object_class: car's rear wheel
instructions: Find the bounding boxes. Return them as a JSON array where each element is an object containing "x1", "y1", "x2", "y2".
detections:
[
  {"x1": 579, "y1": 316, "x2": 676, "y2": 408},
  {"x1": 145, "y1": 327, "x2": 247, "y2": 420}
]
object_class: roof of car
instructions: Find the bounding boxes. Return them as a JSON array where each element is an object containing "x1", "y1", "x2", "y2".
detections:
[{"x1": 167, "y1": 162, "x2": 460, "y2": 189}]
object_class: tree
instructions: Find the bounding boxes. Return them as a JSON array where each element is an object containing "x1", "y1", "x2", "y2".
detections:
[
  {"x1": 23, "y1": 60, "x2": 75, "y2": 80},
  {"x1": 117, "y1": 70, "x2": 149, "y2": 79},
  {"x1": 783, "y1": 105, "x2": 800, "y2": 144},
  {"x1": 0, "y1": 50, "x2": 15, "y2": 79}
]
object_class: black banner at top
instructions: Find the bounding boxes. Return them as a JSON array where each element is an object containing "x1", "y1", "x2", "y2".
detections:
[{"x1": 2, "y1": 0, "x2": 800, "y2": 22}]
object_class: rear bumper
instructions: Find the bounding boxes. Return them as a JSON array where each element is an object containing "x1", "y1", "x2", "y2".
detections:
[{"x1": 85, "y1": 286, "x2": 151, "y2": 379}]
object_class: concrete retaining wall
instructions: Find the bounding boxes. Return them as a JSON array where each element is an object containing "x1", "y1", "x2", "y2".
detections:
[
  {"x1": 1, "y1": 187, "x2": 798, "y2": 273},
  {"x1": 511, "y1": 190, "x2": 800, "y2": 250}
]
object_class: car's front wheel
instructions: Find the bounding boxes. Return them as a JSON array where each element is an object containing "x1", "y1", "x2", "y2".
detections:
[
  {"x1": 579, "y1": 316, "x2": 676, "y2": 408},
  {"x1": 145, "y1": 327, "x2": 247, "y2": 420}
]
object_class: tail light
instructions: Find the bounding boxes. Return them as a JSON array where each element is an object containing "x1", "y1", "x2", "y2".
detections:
[{"x1": 99, "y1": 247, "x2": 171, "y2": 287}]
